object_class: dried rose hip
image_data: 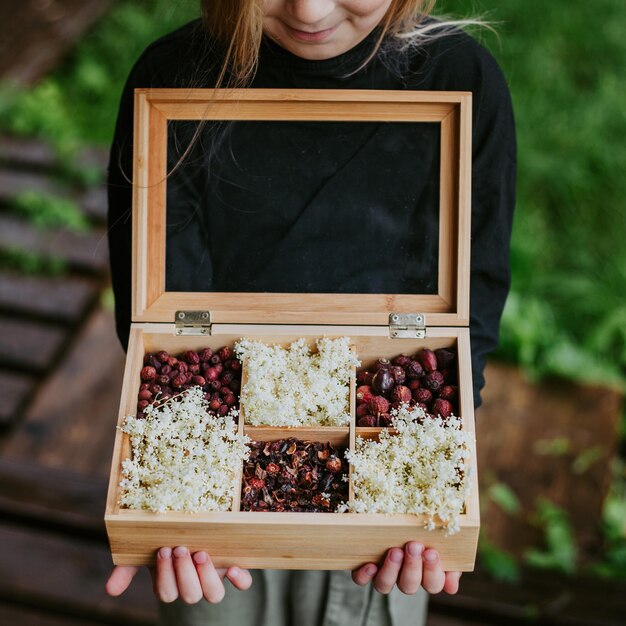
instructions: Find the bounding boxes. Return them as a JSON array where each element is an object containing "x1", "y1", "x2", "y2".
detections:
[
  {"x1": 371, "y1": 368, "x2": 393, "y2": 395},
  {"x1": 140, "y1": 366, "x2": 157, "y2": 382},
  {"x1": 438, "y1": 385, "x2": 457, "y2": 401},
  {"x1": 435, "y1": 348, "x2": 456, "y2": 370},
  {"x1": 413, "y1": 387, "x2": 433, "y2": 404},
  {"x1": 392, "y1": 354, "x2": 412, "y2": 368},
  {"x1": 181, "y1": 350, "x2": 200, "y2": 365},
  {"x1": 358, "y1": 415, "x2": 377, "y2": 427},
  {"x1": 356, "y1": 385, "x2": 373, "y2": 405},
  {"x1": 391, "y1": 385, "x2": 412, "y2": 405},
  {"x1": 417, "y1": 349, "x2": 438, "y2": 373},
  {"x1": 368, "y1": 395, "x2": 390, "y2": 415},
  {"x1": 405, "y1": 360, "x2": 424, "y2": 379},
  {"x1": 431, "y1": 398, "x2": 453, "y2": 419},
  {"x1": 424, "y1": 370, "x2": 445, "y2": 391}
]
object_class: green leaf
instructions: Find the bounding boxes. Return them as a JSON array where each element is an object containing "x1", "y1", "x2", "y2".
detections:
[
  {"x1": 488, "y1": 482, "x2": 522, "y2": 515},
  {"x1": 478, "y1": 537, "x2": 520, "y2": 583},
  {"x1": 525, "y1": 498, "x2": 577, "y2": 574}
]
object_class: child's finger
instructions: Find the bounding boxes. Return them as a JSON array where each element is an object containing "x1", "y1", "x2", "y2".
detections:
[
  {"x1": 225, "y1": 566, "x2": 253, "y2": 590},
  {"x1": 192, "y1": 551, "x2": 226, "y2": 603},
  {"x1": 421, "y1": 549, "x2": 446, "y2": 594},
  {"x1": 352, "y1": 563, "x2": 378, "y2": 586},
  {"x1": 397, "y1": 542, "x2": 424, "y2": 594},
  {"x1": 105, "y1": 565, "x2": 140, "y2": 596},
  {"x1": 155, "y1": 547, "x2": 179, "y2": 603},
  {"x1": 172, "y1": 546, "x2": 203, "y2": 604},
  {"x1": 373, "y1": 548, "x2": 404, "y2": 594},
  {"x1": 443, "y1": 571, "x2": 462, "y2": 594}
]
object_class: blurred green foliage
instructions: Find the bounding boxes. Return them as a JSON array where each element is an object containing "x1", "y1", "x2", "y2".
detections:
[
  {"x1": 0, "y1": 247, "x2": 67, "y2": 276},
  {"x1": 10, "y1": 190, "x2": 88, "y2": 231},
  {"x1": 525, "y1": 498, "x2": 578, "y2": 574}
]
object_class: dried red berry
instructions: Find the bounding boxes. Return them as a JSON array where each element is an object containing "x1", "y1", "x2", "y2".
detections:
[
  {"x1": 356, "y1": 403, "x2": 371, "y2": 418},
  {"x1": 218, "y1": 346, "x2": 233, "y2": 361},
  {"x1": 205, "y1": 367, "x2": 219, "y2": 382},
  {"x1": 210, "y1": 354, "x2": 222, "y2": 365},
  {"x1": 374, "y1": 357, "x2": 391, "y2": 371},
  {"x1": 431, "y1": 398, "x2": 453, "y2": 418},
  {"x1": 210, "y1": 380, "x2": 222, "y2": 391},
  {"x1": 356, "y1": 385, "x2": 373, "y2": 405},
  {"x1": 167, "y1": 357, "x2": 178, "y2": 368},
  {"x1": 137, "y1": 400, "x2": 150, "y2": 412},
  {"x1": 405, "y1": 360, "x2": 424, "y2": 379},
  {"x1": 413, "y1": 387, "x2": 433, "y2": 404},
  {"x1": 172, "y1": 374, "x2": 186, "y2": 389},
  {"x1": 198, "y1": 347, "x2": 213, "y2": 362},
  {"x1": 139, "y1": 383, "x2": 150, "y2": 391},
  {"x1": 209, "y1": 397, "x2": 222, "y2": 411},
  {"x1": 156, "y1": 350, "x2": 169, "y2": 363},
  {"x1": 438, "y1": 385, "x2": 457, "y2": 401},
  {"x1": 177, "y1": 362, "x2": 188, "y2": 374},
  {"x1": 223, "y1": 394, "x2": 237, "y2": 407},
  {"x1": 158, "y1": 374, "x2": 170, "y2": 386},
  {"x1": 358, "y1": 415, "x2": 378, "y2": 427},
  {"x1": 140, "y1": 366, "x2": 157, "y2": 382},
  {"x1": 417, "y1": 349, "x2": 438, "y2": 373},
  {"x1": 225, "y1": 358, "x2": 241, "y2": 371},
  {"x1": 372, "y1": 368, "x2": 394, "y2": 395},
  {"x1": 391, "y1": 385, "x2": 412, "y2": 404},
  {"x1": 218, "y1": 404, "x2": 229, "y2": 416},
  {"x1": 407, "y1": 379, "x2": 421, "y2": 391},
  {"x1": 181, "y1": 350, "x2": 200, "y2": 365},
  {"x1": 379, "y1": 413, "x2": 393, "y2": 428},
  {"x1": 368, "y1": 395, "x2": 390, "y2": 415},
  {"x1": 356, "y1": 370, "x2": 372, "y2": 385},
  {"x1": 392, "y1": 354, "x2": 412, "y2": 368},
  {"x1": 435, "y1": 348, "x2": 456, "y2": 370},
  {"x1": 138, "y1": 389, "x2": 152, "y2": 401},
  {"x1": 424, "y1": 370, "x2": 445, "y2": 391},
  {"x1": 189, "y1": 364, "x2": 200, "y2": 375},
  {"x1": 192, "y1": 375, "x2": 206, "y2": 386},
  {"x1": 161, "y1": 364, "x2": 172, "y2": 376},
  {"x1": 220, "y1": 371, "x2": 234, "y2": 385},
  {"x1": 390, "y1": 366, "x2": 406, "y2": 385}
]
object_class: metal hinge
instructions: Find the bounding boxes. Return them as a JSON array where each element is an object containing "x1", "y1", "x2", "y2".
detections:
[
  {"x1": 175, "y1": 310, "x2": 212, "y2": 336},
  {"x1": 389, "y1": 313, "x2": 426, "y2": 339}
]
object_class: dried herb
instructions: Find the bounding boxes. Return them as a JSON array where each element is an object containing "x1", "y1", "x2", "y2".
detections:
[{"x1": 241, "y1": 438, "x2": 348, "y2": 512}]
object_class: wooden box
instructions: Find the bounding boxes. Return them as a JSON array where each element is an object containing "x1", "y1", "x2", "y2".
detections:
[{"x1": 105, "y1": 88, "x2": 479, "y2": 571}]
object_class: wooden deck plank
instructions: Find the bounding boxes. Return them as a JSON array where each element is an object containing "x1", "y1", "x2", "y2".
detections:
[
  {"x1": 0, "y1": 315, "x2": 67, "y2": 372},
  {"x1": 0, "y1": 215, "x2": 109, "y2": 274},
  {"x1": 0, "y1": 522, "x2": 157, "y2": 625},
  {"x1": 0, "y1": 458, "x2": 106, "y2": 538},
  {"x1": 0, "y1": 0, "x2": 112, "y2": 85},
  {"x1": 0, "y1": 371, "x2": 35, "y2": 427},
  {"x1": 1, "y1": 307, "x2": 126, "y2": 476},
  {"x1": 0, "y1": 602, "x2": 132, "y2": 626},
  {"x1": 0, "y1": 273, "x2": 97, "y2": 322}
]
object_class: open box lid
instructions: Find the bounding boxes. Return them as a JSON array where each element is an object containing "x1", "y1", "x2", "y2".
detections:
[{"x1": 132, "y1": 88, "x2": 471, "y2": 331}]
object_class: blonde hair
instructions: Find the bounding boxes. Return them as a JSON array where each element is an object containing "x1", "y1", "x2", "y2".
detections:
[{"x1": 201, "y1": 0, "x2": 488, "y2": 87}]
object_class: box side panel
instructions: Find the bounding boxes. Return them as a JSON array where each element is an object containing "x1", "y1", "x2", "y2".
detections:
[{"x1": 106, "y1": 515, "x2": 478, "y2": 571}]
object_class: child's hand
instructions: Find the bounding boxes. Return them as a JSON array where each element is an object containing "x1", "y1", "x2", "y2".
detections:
[
  {"x1": 106, "y1": 546, "x2": 253, "y2": 604},
  {"x1": 352, "y1": 543, "x2": 461, "y2": 595}
]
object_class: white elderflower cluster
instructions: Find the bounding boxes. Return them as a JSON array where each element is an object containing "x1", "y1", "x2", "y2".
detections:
[
  {"x1": 235, "y1": 337, "x2": 360, "y2": 427},
  {"x1": 344, "y1": 404, "x2": 473, "y2": 534},
  {"x1": 119, "y1": 386, "x2": 250, "y2": 513}
]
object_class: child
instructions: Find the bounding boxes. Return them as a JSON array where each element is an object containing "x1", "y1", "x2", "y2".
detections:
[{"x1": 105, "y1": 1, "x2": 516, "y2": 624}]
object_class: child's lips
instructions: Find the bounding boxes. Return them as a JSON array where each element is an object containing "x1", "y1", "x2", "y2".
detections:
[{"x1": 285, "y1": 23, "x2": 339, "y2": 42}]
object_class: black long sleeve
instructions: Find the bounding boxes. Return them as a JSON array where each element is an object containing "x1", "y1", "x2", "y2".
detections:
[{"x1": 107, "y1": 20, "x2": 516, "y2": 407}]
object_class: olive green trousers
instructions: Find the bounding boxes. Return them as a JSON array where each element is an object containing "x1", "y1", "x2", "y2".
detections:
[{"x1": 159, "y1": 570, "x2": 428, "y2": 626}]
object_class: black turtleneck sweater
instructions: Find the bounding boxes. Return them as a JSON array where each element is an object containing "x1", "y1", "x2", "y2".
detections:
[{"x1": 107, "y1": 20, "x2": 516, "y2": 407}]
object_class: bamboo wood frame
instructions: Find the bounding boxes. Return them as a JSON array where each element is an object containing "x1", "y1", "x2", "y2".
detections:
[
  {"x1": 131, "y1": 88, "x2": 472, "y2": 327},
  {"x1": 106, "y1": 326, "x2": 479, "y2": 570}
]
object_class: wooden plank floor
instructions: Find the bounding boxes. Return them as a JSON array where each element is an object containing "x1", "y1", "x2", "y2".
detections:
[{"x1": 0, "y1": 136, "x2": 625, "y2": 625}]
